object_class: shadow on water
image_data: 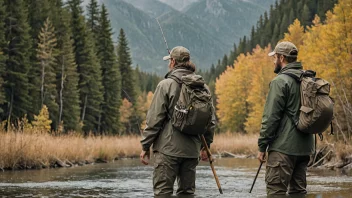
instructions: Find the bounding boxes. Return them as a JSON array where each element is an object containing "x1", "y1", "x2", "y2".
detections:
[{"x1": 0, "y1": 158, "x2": 351, "y2": 197}]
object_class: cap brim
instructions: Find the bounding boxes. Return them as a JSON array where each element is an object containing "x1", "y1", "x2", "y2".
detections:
[
  {"x1": 268, "y1": 51, "x2": 275, "y2": 57},
  {"x1": 163, "y1": 55, "x2": 171, "y2": 61}
]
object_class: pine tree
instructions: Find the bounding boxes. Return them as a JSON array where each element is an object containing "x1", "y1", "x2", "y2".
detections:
[
  {"x1": 301, "y1": 4, "x2": 311, "y2": 26},
  {"x1": 36, "y1": 18, "x2": 59, "y2": 129},
  {"x1": 279, "y1": 13, "x2": 289, "y2": 39},
  {"x1": 0, "y1": 0, "x2": 6, "y2": 116},
  {"x1": 4, "y1": 0, "x2": 31, "y2": 125},
  {"x1": 228, "y1": 43, "x2": 237, "y2": 67},
  {"x1": 260, "y1": 11, "x2": 269, "y2": 47},
  {"x1": 86, "y1": 0, "x2": 100, "y2": 47},
  {"x1": 288, "y1": 8, "x2": 295, "y2": 25},
  {"x1": 56, "y1": 8, "x2": 81, "y2": 132},
  {"x1": 250, "y1": 26, "x2": 256, "y2": 49},
  {"x1": 221, "y1": 54, "x2": 228, "y2": 72},
  {"x1": 25, "y1": 0, "x2": 52, "y2": 119},
  {"x1": 98, "y1": 4, "x2": 122, "y2": 134},
  {"x1": 69, "y1": 0, "x2": 103, "y2": 133},
  {"x1": 271, "y1": 23, "x2": 280, "y2": 46},
  {"x1": 117, "y1": 28, "x2": 137, "y2": 103}
]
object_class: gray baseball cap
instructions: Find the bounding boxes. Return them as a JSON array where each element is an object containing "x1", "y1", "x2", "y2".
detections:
[
  {"x1": 163, "y1": 46, "x2": 190, "y2": 62},
  {"x1": 268, "y1": 41, "x2": 298, "y2": 57}
]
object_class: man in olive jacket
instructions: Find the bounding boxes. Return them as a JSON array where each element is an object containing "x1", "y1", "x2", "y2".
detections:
[
  {"x1": 140, "y1": 46, "x2": 215, "y2": 197},
  {"x1": 257, "y1": 41, "x2": 314, "y2": 195}
]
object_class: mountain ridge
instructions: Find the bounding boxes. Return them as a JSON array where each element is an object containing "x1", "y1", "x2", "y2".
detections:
[{"x1": 82, "y1": 0, "x2": 275, "y2": 73}]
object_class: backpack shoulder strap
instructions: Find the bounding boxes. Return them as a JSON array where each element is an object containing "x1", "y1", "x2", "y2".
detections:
[
  {"x1": 280, "y1": 70, "x2": 302, "y2": 129},
  {"x1": 165, "y1": 74, "x2": 183, "y2": 120},
  {"x1": 167, "y1": 75, "x2": 182, "y2": 85},
  {"x1": 282, "y1": 73, "x2": 301, "y2": 82}
]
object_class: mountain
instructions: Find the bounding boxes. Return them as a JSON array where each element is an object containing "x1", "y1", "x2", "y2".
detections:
[
  {"x1": 158, "y1": 0, "x2": 200, "y2": 11},
  {"x1": 82, "y1": 0, "x2": 275, "y2": 73},
  {"x1": 184, "y1": 0, "x2": 276, "y2": 50},
  {"x1": 122, "y1": 0, "x2": 175, "y2": 18}
]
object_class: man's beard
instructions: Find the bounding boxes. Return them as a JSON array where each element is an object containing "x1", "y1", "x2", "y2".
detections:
[{"x1": 274, "y1": 61, "x2": 282, "y2": 74}]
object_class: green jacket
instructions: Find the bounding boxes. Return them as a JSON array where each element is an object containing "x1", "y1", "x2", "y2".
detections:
[
  {"x1": 258, "y1": 62, "x2": 315, "y2": 156},
  {"x1": 140, "y1": 67, "x2": 215, "y2": 158}
]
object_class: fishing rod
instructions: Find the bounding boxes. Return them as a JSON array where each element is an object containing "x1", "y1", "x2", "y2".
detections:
[
  {"x1": 155, "y1": 17, "x2": 223, "y2": 195},
  {"x1": 156, "y1": 18, "x2": 170, "y2": 54}
]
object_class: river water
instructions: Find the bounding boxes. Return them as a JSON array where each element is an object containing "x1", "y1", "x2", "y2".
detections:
[{"x1": 0, "y1": 158, "x2": 351, "y2": 197}]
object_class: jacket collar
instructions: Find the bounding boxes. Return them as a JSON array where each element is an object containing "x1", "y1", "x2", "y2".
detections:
[
  {"x1": 278, "y1": 62, "x2": 303, "y2": 74},
  {"x1": 164, "y1": 67, "x2": 194, "y2": 80}
]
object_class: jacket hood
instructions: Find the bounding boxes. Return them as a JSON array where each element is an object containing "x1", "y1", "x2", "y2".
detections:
[
  {"x1": 279, "y1": 62, "x2": 303, "y2": 80},
  {"x1": 165, "y1": 68, "x2": 194, "y2": 81}
]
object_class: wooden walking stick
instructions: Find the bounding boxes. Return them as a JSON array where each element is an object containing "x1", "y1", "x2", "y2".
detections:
[
  {"x1": 200, "y1": 135, "x2": 223, "y2": 194},
  {"x1": 249, "y1": 161, "x2": 263, "y2": 193}
]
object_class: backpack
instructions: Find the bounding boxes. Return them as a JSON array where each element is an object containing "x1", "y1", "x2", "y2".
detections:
[
  {"x1": 283, "y1": 70, "x2": 334, "y2": 135},
  {"x1": 168, "y1": 74, "x2": 213, "y2": 136}
]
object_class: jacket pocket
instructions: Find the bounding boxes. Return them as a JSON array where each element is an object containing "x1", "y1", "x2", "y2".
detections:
[{"x1": 265, "y1": 161, "x2": 281, "y2": 185}]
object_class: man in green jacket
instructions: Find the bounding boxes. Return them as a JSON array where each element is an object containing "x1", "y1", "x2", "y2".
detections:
[
  {"x1": 257, "y1": 41, "x2": 314, "y2": 195},
  {"x1": 140, "y1": 46, "x2": 215, "y2": 197}
]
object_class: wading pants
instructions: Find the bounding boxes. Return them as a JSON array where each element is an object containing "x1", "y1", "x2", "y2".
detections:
[
  {"x1": 265, "y1": 151, "x2": 310, "y2": 196},
  {"x1": 153, "y1": 152, "x2": 198, "y2": 197}
]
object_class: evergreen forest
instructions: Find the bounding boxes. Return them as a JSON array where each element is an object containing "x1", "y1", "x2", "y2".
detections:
[{"x1": 0, "y1": 0, "x2": 160, "y2": 135}]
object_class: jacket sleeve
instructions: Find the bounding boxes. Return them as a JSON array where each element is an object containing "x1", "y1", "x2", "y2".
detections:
[
  {"x1": 203, "y1": 102, "x2": 216, "y2": 148},
  {"x1": 140, "y1": 82, "x2": 168, "y2": 151},
  {"x1": 258, "y1": 78, "x2": 287, "y2": 152}
]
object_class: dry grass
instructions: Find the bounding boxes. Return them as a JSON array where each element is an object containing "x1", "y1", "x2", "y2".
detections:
[
  {"x1": 0, "y1": 130, "x2": 141, "y2": 170},
  {"x1": 0, "y1": 129, "x2": 350, "y2": 170},
  {"x1": 211, "y1": 132, "x2": 258, "y2": 155},
  {"x1": 333, "y1": 143, "x2": 352, "y2": 160}
]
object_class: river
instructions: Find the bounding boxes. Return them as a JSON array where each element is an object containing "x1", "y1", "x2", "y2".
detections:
[{"x1": 0, "y1": 158, "x2": 351, "y2": 197}]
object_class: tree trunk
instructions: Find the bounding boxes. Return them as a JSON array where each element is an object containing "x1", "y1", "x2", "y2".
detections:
[
  {"x1": 81, "y1": 95, "x2": 88, "y2": 123},
  {"x1": 41, "y1": 60, "x2": 45, "y2": 107},
  {"x1": 7, "y1": 89, "x2": 14, "y2": 132},
  {"x1": 97, "y1": 106, "x2": 102, "y2": 135},
  {"x1": 58, "y1": 57, "x2": 64, "y2": 127}
]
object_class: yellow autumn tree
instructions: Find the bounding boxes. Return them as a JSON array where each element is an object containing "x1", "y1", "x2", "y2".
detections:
[
  {"x1": 216, "y1": 53, "x2": 254, "y2": 132},
  {"x1": 282, "y1": 19, "x2": 305, "y2": 51},
  {"x1": 300, "y1": 0, "x2": 352, "y2": 140},
  {"x1": 299, "y1": 15, "x2": 323, "y2": 72},
  {"x1": 136, "y1": 91, "x2": 154, "y2": 130},
  {"x1": 32, "y1": 105, "x2": 52, "y2": 133},
  {"x1": 119, "y1": 98, "x2": 133, "y2": 135},
  {"x1": 245, "y1": 45, "x2": 275, "y2": 134}
]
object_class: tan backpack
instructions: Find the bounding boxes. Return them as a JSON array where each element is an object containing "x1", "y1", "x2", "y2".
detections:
[{"x1": 283, "y1": 70, "x2": 334, "y2": 135}]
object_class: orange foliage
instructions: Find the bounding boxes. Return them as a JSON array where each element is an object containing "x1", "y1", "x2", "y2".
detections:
[
  {"x1": 299, "y1": 0, "x2": 352, "y2": 139},
  {"x1": 216, "y1": 45, "x2": 275, "y2": 133}
]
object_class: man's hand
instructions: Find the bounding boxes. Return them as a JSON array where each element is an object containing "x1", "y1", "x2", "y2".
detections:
[
  {"x1": 140, "y1": 150, "x2": 150, "y2": 165},
  {"x1": 257, "y1": 152, "x2": 266, "y2": 163},
  {"x1": 200, "y1": 148, "x2": 209, "y2": 162}
]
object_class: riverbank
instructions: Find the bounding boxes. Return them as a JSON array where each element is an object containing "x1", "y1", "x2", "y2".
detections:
[
  {"x1": 0, "y1": 131, "x2": 351, "y2": 171},
  {"x1": 0, "y1": 131, "x2": 141, "y2": 170}
]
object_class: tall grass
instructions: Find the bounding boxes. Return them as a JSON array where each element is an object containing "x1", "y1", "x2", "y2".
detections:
[
  {"x1": 211, "y1": 132, "x2": 258, "y2": 155},
  {"x1": 0, "y1": 130, "x2": 350, "y2": 170},
  {"x1": 0, "y1": 130, "x2": 141, "y2": 170}
]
